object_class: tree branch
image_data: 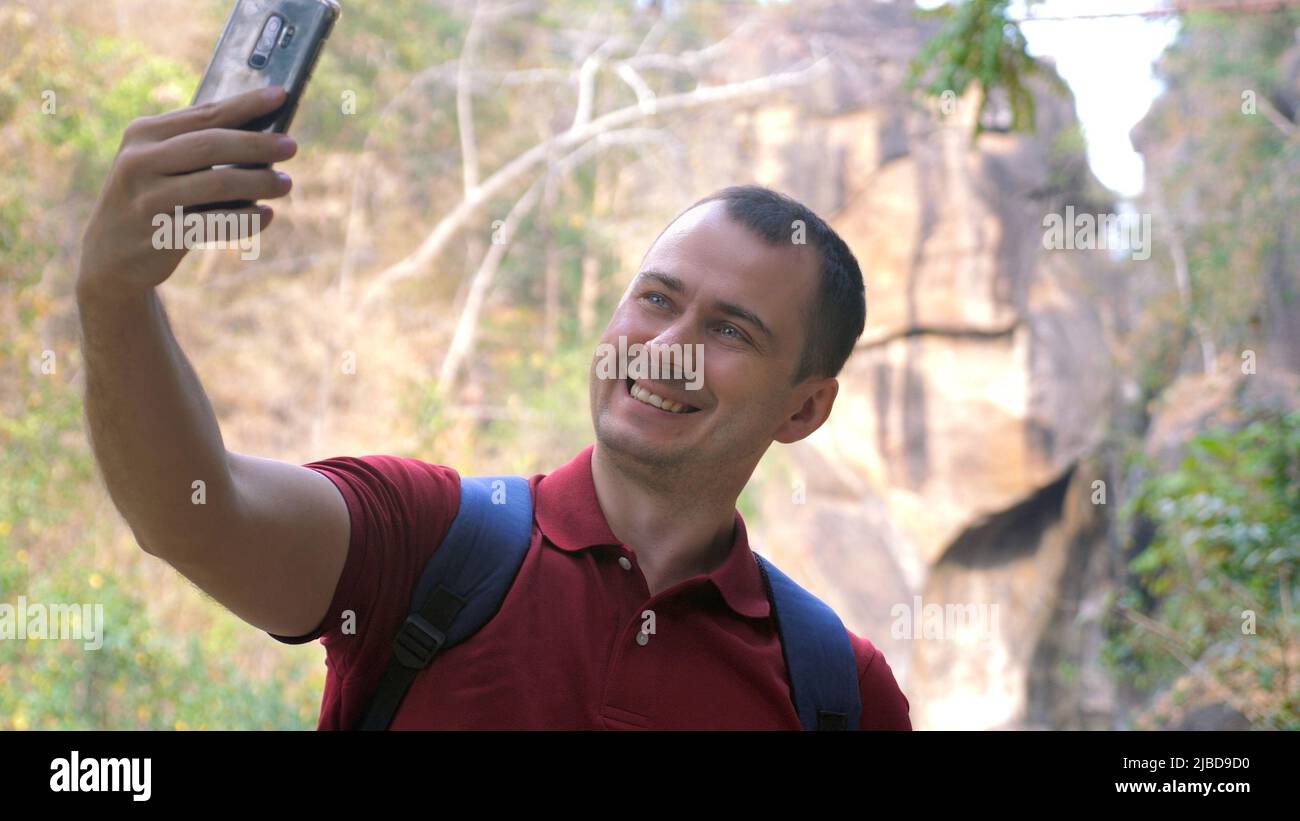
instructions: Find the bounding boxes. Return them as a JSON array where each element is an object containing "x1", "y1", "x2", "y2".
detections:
[
  {"x1": 359, "y1": 57, "x2": 829, "y2": 310},
  {"x1": 435, "y1": 127, "x2": 673, "y2": 395},
  {"x1": 1256, "y1": 93, "x2": 1297, "y2": 140},
  {"x1": 458, "y1": 1, "x2": 487, "y2": 195}
]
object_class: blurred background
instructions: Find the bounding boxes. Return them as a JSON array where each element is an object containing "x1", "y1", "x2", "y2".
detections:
[{"x1": 1, "y1": 0, "x2": 1296, "y2": 730}]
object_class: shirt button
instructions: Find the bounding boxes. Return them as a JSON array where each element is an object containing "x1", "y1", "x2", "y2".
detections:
[
  {"x1": 618, "y1": 556, "x2": 632, "y2": 571},
  {"x1": 636, "y1": 631, "x2": 649, "y2": 646}
]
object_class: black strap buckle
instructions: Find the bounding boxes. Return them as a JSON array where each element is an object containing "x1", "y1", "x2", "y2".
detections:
[
  {"x1": 817, "y1": 710, "x2": 849, "y2": 731},
  {"x1": 393, "y1": 614, "x2": 446, "y2": 669}
]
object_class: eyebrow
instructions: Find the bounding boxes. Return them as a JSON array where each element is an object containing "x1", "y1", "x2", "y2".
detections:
[{"x1": 634, "y1": 269, "x2": 775, "y2": 343}]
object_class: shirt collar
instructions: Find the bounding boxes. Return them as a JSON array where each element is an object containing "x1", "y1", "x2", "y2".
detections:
[{"x1": 535, "y1": 445, "x2": 772, "y2": 620}]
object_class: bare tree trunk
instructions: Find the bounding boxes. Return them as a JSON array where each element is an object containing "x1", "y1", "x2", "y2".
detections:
[
  {"x1": 1151, "y1": 187, "x2": 1215, "y2": 375},
  {"x1": 542, "y1": 173, "x2": 561, "y2": 360}
]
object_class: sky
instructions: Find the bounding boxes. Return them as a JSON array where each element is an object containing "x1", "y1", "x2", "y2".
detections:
[
  {"x1": 917, "y1": 0, "x2": 1183, "y2": 198},
  {"x1": 1017, "y1": 0, "x2": 1181, "y2": 198}
]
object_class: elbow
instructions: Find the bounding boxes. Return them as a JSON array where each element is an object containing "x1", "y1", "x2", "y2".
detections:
[
  {"x1": 130, "y1": 525, "x2": 168, "y2": 559},
  {"x1": 130, "y1": 518, "x2": 232, "y2": 565},
  {"x1": 128, "y1": 520, "x2": 190, "y2": 561}
]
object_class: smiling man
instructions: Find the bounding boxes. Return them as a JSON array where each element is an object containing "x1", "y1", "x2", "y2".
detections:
[{"x1": 77, "y1": 88, "x2": 910, "y2": 730}]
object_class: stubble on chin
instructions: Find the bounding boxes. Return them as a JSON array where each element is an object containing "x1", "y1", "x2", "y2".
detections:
[{"x1": 592, "y1": 404, "x2": 697, "y2": 487}]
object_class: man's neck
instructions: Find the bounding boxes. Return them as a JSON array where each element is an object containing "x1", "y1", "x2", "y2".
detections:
[{"x1": 589, "y1": 442, "x2": 756, "y2": 596}]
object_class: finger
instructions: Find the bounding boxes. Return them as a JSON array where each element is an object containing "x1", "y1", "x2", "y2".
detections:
[
  {"x1": 155, "y1": 204, "x2": 277, "y2": 245},
  {"x1": 146, "y1": 128, "x2": 297, "y2": 176},
  {"x1": 138, "y1": 86, "x2": 289, "y2": 143},
  {"x1": 146, "y1": 166, "x2": 293, "y2": 211}
]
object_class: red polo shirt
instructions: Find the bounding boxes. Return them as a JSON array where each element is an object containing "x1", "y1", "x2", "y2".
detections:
[{"x1": 271, "y1": 445, "x2": 911, "y2": 730}]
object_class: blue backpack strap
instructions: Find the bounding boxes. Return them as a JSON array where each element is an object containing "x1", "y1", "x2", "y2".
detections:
[
  {"x1": 356, "y1": 475, "x2": 533, "y2": 730},
  {"x1": 754, "y1": 553, "x2": 862, "y2": 731}
]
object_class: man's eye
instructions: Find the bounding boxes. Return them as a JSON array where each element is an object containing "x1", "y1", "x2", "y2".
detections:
[
  {"x1": 644, "y1": 293, "x2": 668, "y2": 308},
  {"x1": 718, "y1": 324, "x2": 747, "y2": 342}
]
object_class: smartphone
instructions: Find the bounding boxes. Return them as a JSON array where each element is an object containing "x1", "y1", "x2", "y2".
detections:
[{"x1": 190, "y1": 0, "x2": 340, "y2": 207}]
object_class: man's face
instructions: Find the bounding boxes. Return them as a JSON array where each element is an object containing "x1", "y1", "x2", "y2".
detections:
[{"x1": 589, "y1": 200, "x2": 833, "y2": 474}]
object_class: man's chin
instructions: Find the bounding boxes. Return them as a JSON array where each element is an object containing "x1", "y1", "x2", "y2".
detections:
[{"x1": 594, "y1": 423, "x2": 695, "y2": 469}]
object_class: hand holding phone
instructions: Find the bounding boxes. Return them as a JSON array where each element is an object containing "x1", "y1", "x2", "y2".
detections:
[
  {"x1": 79, "y1": 87, "x2": 299, "y2": 296},
  {"x1": 78, "y1": 1, "x2": 339, "y2": 295}
]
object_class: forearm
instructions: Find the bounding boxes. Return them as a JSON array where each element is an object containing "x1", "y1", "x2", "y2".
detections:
[{"x1": 77, "y1": 278, "x2": 239, "y2": 558}]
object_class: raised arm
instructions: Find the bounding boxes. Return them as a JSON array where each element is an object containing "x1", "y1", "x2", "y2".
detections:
[{"x1": 77, "y1": 86, "x2": 348, "y2": 637}]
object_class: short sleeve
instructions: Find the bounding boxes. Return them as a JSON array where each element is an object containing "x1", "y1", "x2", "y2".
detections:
[
  {"x1": 266, "y1": 455, "x2": 461, "y2": 681},
  {"x1": 849, "y1": 632, "x2": 912, "y2": 731}
]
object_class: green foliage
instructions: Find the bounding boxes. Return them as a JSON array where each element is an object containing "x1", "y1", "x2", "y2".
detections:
[
  {"x1": 0, "y1": 566, "x2": 320, "y2": 730},
  {"x1": 35, "y1": 35, "x2": 196, "y2": 186},
  {"x1": 289, "y1": 1, "x2": 466, "y2": 149},
  {"x1": 0, "y1": 7, "x2": 320, "y2": 730},
  {"x1": 0, "y1": 23, "x2": 194, "y2": 189},
  {"x1": 909, "y1": 0, "x2": 1061, "y2": 137},
  {"x1": 1106, "y1": 412, "x2": 1300, "y2": 729},
  {"x1": 1139, "y1": 8, "x2": 1300, "y2": 375},
  {"x1": 0, "y1": 284, "x2": 323, "y2": 728}
]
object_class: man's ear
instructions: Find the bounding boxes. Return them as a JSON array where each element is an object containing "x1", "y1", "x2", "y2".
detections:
[{"x1": 773, "y1": 377, "x2": 839, "y2": 444}]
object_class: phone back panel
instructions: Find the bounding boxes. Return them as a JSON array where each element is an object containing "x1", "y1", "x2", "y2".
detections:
[{"x1": 192, "y1": 0, "x2": 339, "y2": 133}]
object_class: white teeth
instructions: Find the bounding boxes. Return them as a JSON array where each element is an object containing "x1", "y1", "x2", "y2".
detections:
[{"x1": 629, "y1": 381, "x2": 692, "y2": 414}]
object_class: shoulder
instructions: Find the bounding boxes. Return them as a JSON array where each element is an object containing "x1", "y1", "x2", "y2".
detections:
[
  {"x1": 280, "y1": 455, "x2": 462, "y2": 649},
  {"x1": 306, "y1": 454, "x2": 461, "y2": 500},
  {"x1": 846, "y1": 629, "x2": 913, "y2": 731},
  {"x1": 305, "y1": 455, "x2": 461, "y2": 536}
]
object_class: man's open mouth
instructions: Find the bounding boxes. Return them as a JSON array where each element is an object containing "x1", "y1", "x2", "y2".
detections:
[{"x1": 626, "y1": 378, "x2": 700, "y2": 414}]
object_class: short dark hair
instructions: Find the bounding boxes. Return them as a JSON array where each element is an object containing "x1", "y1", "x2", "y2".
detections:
[{"x1": 686, "y1": 185, "x2": 866, "y2": 382}]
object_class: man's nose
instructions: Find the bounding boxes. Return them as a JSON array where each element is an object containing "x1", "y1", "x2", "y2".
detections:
[
  {"x1": 646, "y1": 316, "x2": 697, "y2": 351},
  {"x1": 644, "y1": 318, "x2": 702, "y2": 382}
]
